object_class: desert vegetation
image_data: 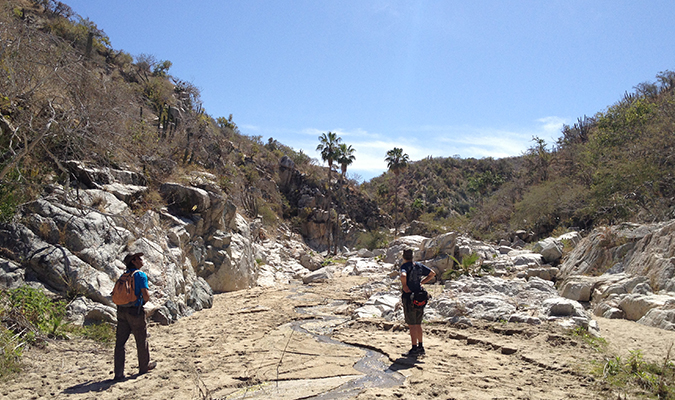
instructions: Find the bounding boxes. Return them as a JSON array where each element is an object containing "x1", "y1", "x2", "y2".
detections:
[{"x1": 363, "y1": 74, "x2": 675, "y2": 240}]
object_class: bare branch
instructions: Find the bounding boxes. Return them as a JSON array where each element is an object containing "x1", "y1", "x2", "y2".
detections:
[{"x1": 0, "y1": 104, "x2": 56, "y2": 182}]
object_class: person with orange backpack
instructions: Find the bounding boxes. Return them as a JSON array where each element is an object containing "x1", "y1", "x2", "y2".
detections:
[{"x1": 112, "y1": 252, "x2": 156, "y2": 381}]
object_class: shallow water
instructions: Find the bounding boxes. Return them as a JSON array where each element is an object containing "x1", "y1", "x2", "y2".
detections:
[{"x1": 290, "y1": 315, "x2": 405, "y2": 400}]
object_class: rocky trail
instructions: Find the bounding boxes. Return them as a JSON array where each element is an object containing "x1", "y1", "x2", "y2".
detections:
[{"x1": 3, "y1": 274, "x2": 675, "y2": 400}]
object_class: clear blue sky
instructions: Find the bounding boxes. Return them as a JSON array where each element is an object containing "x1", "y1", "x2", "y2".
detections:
[{"x1": 65, "y1": 0, "x2": 675, "y2": 181}]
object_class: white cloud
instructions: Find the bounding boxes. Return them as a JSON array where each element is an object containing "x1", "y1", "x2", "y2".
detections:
[{"x1": 240, "y1": 117, "x2": 568, "y2": 182}]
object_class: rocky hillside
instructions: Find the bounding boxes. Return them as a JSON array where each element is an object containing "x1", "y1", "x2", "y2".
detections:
[
  {"x1": 364, "y1": 74, "x2": 675, "y2": 241},
  {"x1": 0, "y1": 0, "x2": 387, "y2": 252}
]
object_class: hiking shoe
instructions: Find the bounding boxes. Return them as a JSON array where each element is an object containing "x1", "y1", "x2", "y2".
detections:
[
  {"x1": 140, "y1": 361, "x2": 157, "y2": 374},
  {"x1": 113, "y1": 375, "x2": 126, "y2": 382},
  {"x1": 402, "y1": 347, "x2": 419, "y2": 357},
  {"x1": 417, "y1": 346, "x2": 426, "y2": 356}
]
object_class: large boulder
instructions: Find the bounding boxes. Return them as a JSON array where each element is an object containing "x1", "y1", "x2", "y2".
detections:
[
  {"x1": 302, "y1": 267, "x2": 333, "y2": 284},
  {"x1": 556, "y1": 221, "x2": 675, "y2": 330},
  {"x1": 384, "y1": 235, "x2": 428, "y2": 264},
  {"x1": 202, "y1": 231, "x2": 257, "y2": 292},
  {"x1": 618, "y1": 294, "x2": 672, "y2": 321},
  {"x1": 533, "y1": 237, "x2": 563, "y2": 263},
  {"x1": 66, "y1": 160, "x2": 147, "y2": 189},
  {"x1": 559, "y1": 276, "x2": 596, "y2": 302},
  {"x1": 540, "y1": 298, "x2": 586, "y2": 318},
  {"x1": 436, "y1": 275, "x2": 589, "y2": 327},
  {"x1": 418, "y1": 232, "x2": 457, "y2": 261},
  {"x1": 0, "y1": 258, "x2": 25, "y2": 289},
  {"x1": 638, "y1": 307, "x2": 675, "y2": 331},
  {"x1": 620, "y1": 220, "x2": 675, "y2": 292},
  {"x1": 558, "y1": 223, "x2": 664, "y2": 279},
  {"x1": 508, "y1": 250, "x2": 544, "y2": 267}
]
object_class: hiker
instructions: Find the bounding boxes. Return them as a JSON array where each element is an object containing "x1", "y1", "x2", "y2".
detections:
[
  {"x1": 113, "y1": 252, "x2": 156, "y2": 381},
  {"x1": 400, "y1": 248, "x2": 435, "y2": 357}
]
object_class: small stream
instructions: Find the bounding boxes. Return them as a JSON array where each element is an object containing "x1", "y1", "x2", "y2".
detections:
[
  {"x1": 291, "y1": 304, "x2": 405, "y2": 400},
  {"x1": 225, "y1": 296, "x2": 406, "y2": 399}
]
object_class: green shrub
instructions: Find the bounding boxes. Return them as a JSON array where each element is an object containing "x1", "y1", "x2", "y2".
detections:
[
  {"x1": 0, "y1": 327, "x2": 24, "y2": 379},
  {"x1": 258, "y1": 203, "x2": 279, "y2": 227},
  {"x1": 0, "y1": 286, "x2": 66, "y2": 377},
  {"x1": 3, "y1": 286, "x2": 67, "y2": 338},
  {"x1": 594, "y1": 347, "x2": 675, "y2": 399},
  {"x1": 356, "y1": 230, "x2": 390, "y2": 251},
  {"x1": 64, "y1": 322, "x2": 116, "y2": 345},
  {"x1": 569, "y1": 326, "x2": 607, "y2": 352},
  {"x1": 441, "y1": 253, "x2": 489, "y2": 280},
  {"x1": 0, "y1": 286, "x2": 120, "y2": 378},
  {"x1": 0, "y1": 184, "x2": 19, "y2": 224}
]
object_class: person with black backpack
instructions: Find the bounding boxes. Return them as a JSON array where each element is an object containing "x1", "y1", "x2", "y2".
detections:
[
  {"x1": 400, "y1": 248, "x2": 435, "y2": 357},
  {"x1": 113, "y1": 252, "x2": 156, "y2": 381}
]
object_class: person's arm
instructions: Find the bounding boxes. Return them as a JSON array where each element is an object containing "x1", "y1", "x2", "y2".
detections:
[
  {"x1": 135, "y1": 271, "x2": 150, "y2": 303},
  {"x1": 420, "y1": 270, "x2": 436, "y2": 285},
  {"x1": 401, "y1": 272, "x2": 411, "y2": 293},
  {"x1": 140, "y1": 288, "x2": 150, "y2": 303}
]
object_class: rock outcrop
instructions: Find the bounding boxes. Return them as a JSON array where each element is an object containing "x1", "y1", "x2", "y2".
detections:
[
  {"x1": 558, "y1": 221, "x2": 675, "y2": 330},
  {"x1": 346, "y1": 224, "x2": 675, "y2": 333},
  {"x1": 277, "y1": 156, "x2": 389, "y2": 251},
  {"x1": 0, "y1": 163, "x2": 263, "y2": 325}
]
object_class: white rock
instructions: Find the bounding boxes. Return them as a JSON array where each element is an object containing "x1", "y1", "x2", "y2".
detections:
[
  {"x1": 302, "y1": 267, "x2": 333, "y2": 284},
  {"x1": 560, "y1": 277, "x2": 594, "y2": 302},
  {"x1": 354, "y1": 305, "x2": 383, "y2": 318}
]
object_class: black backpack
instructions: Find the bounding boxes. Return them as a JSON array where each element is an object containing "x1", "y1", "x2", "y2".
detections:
[{"x1": 408, "y1": 262, "x2": 431, "y2": 308}]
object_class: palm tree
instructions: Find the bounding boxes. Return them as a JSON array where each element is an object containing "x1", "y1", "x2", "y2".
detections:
[
  {"x1": 385, "y1": 147, "x2": 410, "y2": 230},
  {"x1": 316, "y1": 132, "x2": 341, "y2": 182},
  {"x1": 316, "y1": 132, "x2": 342, "y2": 253},
  {"x1": 336, "y1": 143, "x2": 356, "y2": 177}
]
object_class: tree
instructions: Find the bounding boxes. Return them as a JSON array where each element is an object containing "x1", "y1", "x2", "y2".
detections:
[
  {"x1": 336, "y1": 143, "x2": 356, "y2": 177},
  {"x1": 386, "y1": 147, "x2": 410, "y2": 176},
  {"x1": 524, "y1": 136, "x2": 550, "y2": 183},
  {"x1": 385, "y1": 147, "x2": 410, "y2": 229},
  {"x1": 316, "y1": 132, "x2": 343, "y2": 254},
  {"x1": 316, "y1": 131, "x2": 341, "y2": 181}
]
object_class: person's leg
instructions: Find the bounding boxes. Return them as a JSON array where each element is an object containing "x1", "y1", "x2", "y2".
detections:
[
  {"x1": 410, "y1": 324, "x2": 422, "y2": 346},
  {"x1": 408, "y1": 324, "x2": 417, "y2": 347},
  {"x1": 114, "y1": 311, "x2": 132, "y2": 379},
  {"x1": 411, "y1": 307, "x2": 425, "y2": 352},
  {"x1": 128, "y1": 310, "x2": 150, "y2": 373},
  {"x1": 403, "y1": 296, "x2": 417, "y2": 357},
  {"x1": 402, "y1": 324, "x2": 418, "y2": 356}
]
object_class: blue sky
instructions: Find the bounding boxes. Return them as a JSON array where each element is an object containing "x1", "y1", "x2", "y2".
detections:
[{"x1": 65, "y1": 1, "x2": 675, "y2": 181}]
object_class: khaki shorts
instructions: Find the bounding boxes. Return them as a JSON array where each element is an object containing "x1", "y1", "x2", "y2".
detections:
[{"x1": 402, "y1": 294, "x2": 424, "y2": 325}]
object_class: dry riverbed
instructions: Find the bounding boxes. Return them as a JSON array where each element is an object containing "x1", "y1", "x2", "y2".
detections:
[{"x1": 2, "y1": 275, "x2": 674, "y2": 400}]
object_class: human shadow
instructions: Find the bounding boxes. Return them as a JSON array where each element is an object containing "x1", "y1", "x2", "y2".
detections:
[
  {"x1": 388, "y1": 355, "x2": 425, "y2": 372},
  {"x1": 62, "y1": 373, "x2": 144, "y2": 394},
  {"x1": 62, "y1": 379, "x2": 117, "y2": 394}
]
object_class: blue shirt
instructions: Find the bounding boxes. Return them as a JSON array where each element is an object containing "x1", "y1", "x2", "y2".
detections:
[{"x1": 129, "y1": 269, "x2": 149, "y2": 307}]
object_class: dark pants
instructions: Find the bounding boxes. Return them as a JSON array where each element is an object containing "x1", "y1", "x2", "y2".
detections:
[{"x1": 114, "y1": 306, "x2": 149, "y2": 377}]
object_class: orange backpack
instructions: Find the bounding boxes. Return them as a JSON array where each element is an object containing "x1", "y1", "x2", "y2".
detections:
[{"x1": 112, "y1": 270, "x2": 139, "y2": 306}]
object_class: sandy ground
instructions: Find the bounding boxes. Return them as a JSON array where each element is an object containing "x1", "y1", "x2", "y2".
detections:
[{"x1": 2, "y1": 275, "x2": 675, "y2": 400}]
